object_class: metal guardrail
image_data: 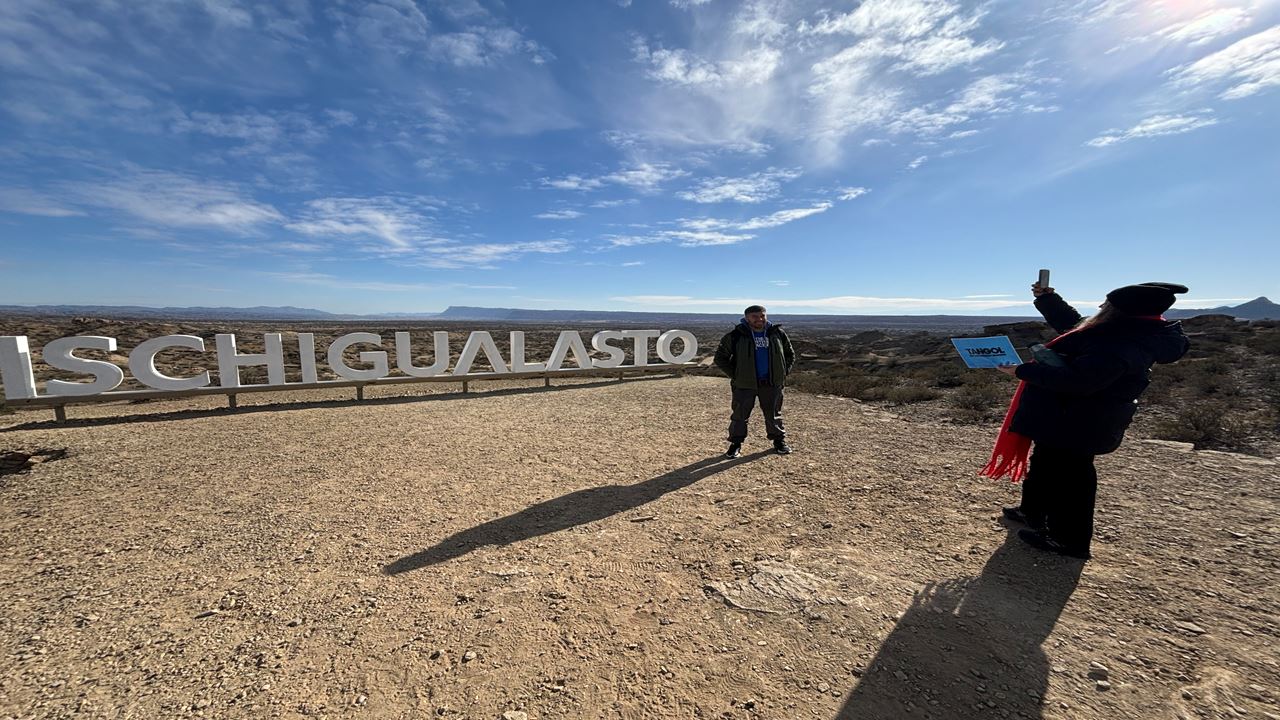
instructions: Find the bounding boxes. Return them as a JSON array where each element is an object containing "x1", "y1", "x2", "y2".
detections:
[{"x1": 4, "y1": 363, "x2": 691, "y2": 422}]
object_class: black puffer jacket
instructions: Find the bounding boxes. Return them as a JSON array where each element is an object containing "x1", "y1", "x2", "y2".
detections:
[{"x1": 1011, "y1": 293, "x2": 1190, "y2": 455}]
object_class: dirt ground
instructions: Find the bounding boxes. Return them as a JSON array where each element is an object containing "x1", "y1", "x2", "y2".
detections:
[{"x1": 0, "y1": 375, "x2": 1277, "y2": 720}]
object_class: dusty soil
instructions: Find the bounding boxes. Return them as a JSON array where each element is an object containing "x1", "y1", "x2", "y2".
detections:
[{"x1": 0, "y1": 375, "x2": 1277, "y2": 720}]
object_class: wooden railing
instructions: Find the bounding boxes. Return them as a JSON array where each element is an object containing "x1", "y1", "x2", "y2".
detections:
[{"x1": 4, "y1": 363, "x2": 691, "y2": 422}]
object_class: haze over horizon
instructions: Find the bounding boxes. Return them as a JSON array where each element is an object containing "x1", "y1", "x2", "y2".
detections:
[{"x1": 1, "y1": 0, "x2": 1277, "y2": 315}]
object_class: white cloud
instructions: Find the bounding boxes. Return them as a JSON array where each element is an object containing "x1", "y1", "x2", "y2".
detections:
[
  {"x1": 590, "y1": 198, "x2": 639, "y2": 208},
  {"x1": 535, "y1": 209, "x2": 584, "y2": 220},
  {"x1": 621, "y1": 261, "x2": 646, "y2": 266},
  {"x1": 907, "y1": 155, "x2": 928, "y2": 169},
  {"x1": 838, "y1": 186, "x2": 870, "y2": 200},
  {"x1": 677, "y1": 168, "x2": 801, "y2": 203},
  {"x1": 1085, "y1": 113, "x2": 1218, "y2": 147},
  {"x1": 737, "y1": 202, "x2": 833, "y2": 229},
  {"x1": 671, "y1": 0, "x2": 714, "y2": 8},
  {"x1": 0, "y1": 187, "x2": 85, "y2": 217},
  {"x1": 634, "y1": 40, "x2": 781, "y2": 88},
  {"x1": 420, "y1": 239, "x2": 572, "y2": 268},
  {"x1": 1169, "y1": 25, "x2": 1280, "y2": 100},
  {"x1": 325, "y1": 109, "x2": 358, "y2": 126},
  {"x1": 541, "y1": 163, "x2": 687, "y2": 193},
  {"x1": 540, "y1": 174, "x2": 604, "y2": 191},
  {"x1": 665, "y1": 230, "x2": 755, "y2": 246},
  {"x1": 605, "y1": 162, "x2": 689, "y2": 190},
  {"x1": 64, "y1": 170, "x2": 283, "y2": 231},
  {"x1": 286, "y1": 197, "x2": 438, "y2": 249},
  {"x1": 1159, "y1": 7, "x2": 1253, "y2": 47},
  {"x1": 769, "y1": 280, "x2": 790, "y2": 286}
]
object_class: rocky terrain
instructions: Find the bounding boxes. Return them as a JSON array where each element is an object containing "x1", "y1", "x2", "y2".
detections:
[{"x1": 1, "y1": 374, "x2": 1276, "y2": 719}]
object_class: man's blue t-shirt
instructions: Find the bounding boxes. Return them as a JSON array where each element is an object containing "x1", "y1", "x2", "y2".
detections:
[{"x1": 752, "y1": 328, "x2": 770, "y2": 380}]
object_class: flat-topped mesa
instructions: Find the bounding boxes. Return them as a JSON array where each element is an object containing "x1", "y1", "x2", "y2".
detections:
[{"x1": 0, "y1": 329, "x2": 698, "y2": 401}]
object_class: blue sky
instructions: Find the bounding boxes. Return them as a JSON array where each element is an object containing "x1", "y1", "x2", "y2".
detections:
[{"x1": 1, "y1": 0, "x2": 1277, "y2": 315}]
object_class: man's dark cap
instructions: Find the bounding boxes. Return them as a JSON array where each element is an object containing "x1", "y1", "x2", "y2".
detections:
[
  {"x1": 744, "y1": 305, "x2": 766, "y2": 315},
  {"x1": 1105, "y1": 282, "x2": 1189, "y2": 315}
]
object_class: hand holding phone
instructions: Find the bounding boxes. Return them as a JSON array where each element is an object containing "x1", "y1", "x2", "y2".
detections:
[{"x1": 1032, "y1": 269, "x2": 1054, "y2": 297}]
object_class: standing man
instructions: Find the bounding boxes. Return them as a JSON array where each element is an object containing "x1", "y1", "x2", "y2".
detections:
[{"x1": 714, "y1": 305, "x2": 796, "y2": 457}]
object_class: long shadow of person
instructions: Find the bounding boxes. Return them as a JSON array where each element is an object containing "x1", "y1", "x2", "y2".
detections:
[
  {"x1": 383, "y1": 451, "x2": 772, "y2": 575},
  {"x1": 836, "y1": 532, "x2": 1083, "y2": 719}
]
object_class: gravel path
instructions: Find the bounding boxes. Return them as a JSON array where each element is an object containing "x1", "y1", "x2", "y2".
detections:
[{"x1": 1, "y1": 376, "x2": 1277, "y2": 719}]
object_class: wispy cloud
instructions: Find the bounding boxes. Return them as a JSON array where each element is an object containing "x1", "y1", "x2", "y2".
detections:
[
  {"x1": 63, "y1": 169, "x2": 284, "y2": 231},
  {"x1": 420, "y1": 239, "x2": 573, "y2": 268},
  {"x1": 676, "y1": 168, "x2": 801, "y2": 203},
  {"x1": 838, "y1": 186, "x2": 870, "y2": 201},
  {"x1": 534, "y1": 209, "x2": 584, "y2": 219},
  {"x1": 906, "y1": 155, "x2": 928, "y2": 169},
  {"x1": 1086, "y1": 113, "x2": 1218, "y2": 147},
  {"x1": 1168, "y1": 25, "x2": 1280, "y2": 100},
  {"x1": 286, "y1": 197, "x2": 440, "y2": 249},
  {"x1": 540, "y1": 162, "x2": 688, "y2": 193}
]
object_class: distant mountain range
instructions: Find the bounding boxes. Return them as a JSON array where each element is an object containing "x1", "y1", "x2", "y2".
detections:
[
  {"x1": 1165, "y1": 296, "x2": 1279, "y2": 321},
  {"x1": 1, "y1": 296, "x2": 1274, "y2": 324}
]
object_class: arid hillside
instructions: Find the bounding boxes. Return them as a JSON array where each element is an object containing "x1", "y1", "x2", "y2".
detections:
[{"x1": 1, "y1": 375, "x2": 1276, "y2": 719}]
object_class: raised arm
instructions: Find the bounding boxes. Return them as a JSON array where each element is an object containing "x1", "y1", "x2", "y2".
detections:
[{"x1": 1032, "y1": 284, "x2": 1083, "y2": 334}]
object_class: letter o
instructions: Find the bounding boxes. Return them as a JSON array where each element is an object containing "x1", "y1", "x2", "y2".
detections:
[{"x1": 656, "y1": 330, "x2": 697, "y2": 364}]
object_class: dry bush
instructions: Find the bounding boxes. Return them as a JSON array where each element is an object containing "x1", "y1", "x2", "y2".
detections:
[
  {"x1": 884, "y1": 385, "x2": 940, "y2": 405},
  {"x1": 1151, "y1": 402, "x2": 1255, "y2": 450}
]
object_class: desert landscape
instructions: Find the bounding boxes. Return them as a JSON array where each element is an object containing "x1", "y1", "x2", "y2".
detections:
[{"x1": 1, "y1": 318, "x2": 1277, "y2": 719}]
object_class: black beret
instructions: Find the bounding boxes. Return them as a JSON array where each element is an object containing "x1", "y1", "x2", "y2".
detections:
[{"x1": 1106, "y1": 282, "x2": 1189, "y2": 316}]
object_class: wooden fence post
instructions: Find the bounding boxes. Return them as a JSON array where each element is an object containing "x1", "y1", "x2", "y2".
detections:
[{"x1": 54, "y1": 405, "x2": 67, "y2": 423}]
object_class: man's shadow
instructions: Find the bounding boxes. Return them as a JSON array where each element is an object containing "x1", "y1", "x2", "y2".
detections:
[
  {"x1": 836, "y1": 532, "x2": 1083, "y2": 720},
  {"x1": 383, "y1": 451, "x2": 772, "y2": 575}
]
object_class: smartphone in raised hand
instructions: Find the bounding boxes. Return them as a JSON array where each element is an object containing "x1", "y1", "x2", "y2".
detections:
[{"x1": 1037, "y1": 269, "x2": 1051, "y2": 289}]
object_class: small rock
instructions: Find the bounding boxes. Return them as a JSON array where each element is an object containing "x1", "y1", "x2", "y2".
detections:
[
  {"x1": 501, "y1": 713, "x2": 529, "y2": 720},
  {"x1": 818, "y1": 682, "x2": 831, "y2": 693},
  {"x1": 1174, "y1": 621, "x2": 1207, "y2": 635},
  {"x1": 354, "y1": 694, "x2": 367, "y2": 706},
  {"x1": 194, "y1": 610, "x2": 220, "y2": 619},
  {"x1": 894, "y1": 670, "x2": 908, "y2": 681},
  {"x1": 1096, "y1": 680, "x2": 1112, "y2": 691},
  {"x1": 462, "y1": 651, "x2": 477, "y2": 662},
  {"x1": 286, "y1": 618, "x2": 304, "y2": 627},
  {"x1": 1182, "y1": 689, "x2": 1194, "y2": 700},
  {"x1": 1088, "y1": 662, "x2": 1110, "y2": 680}
]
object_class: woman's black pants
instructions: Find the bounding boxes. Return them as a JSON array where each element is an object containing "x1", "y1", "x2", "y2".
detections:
[{"x1": 1019, "y1": 444, "x2": 1098, "y2": 554}]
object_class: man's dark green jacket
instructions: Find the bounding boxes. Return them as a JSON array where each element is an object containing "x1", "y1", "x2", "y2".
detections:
[{"x1": 714, "y1": 321, "x2": 796, "y2": 389}]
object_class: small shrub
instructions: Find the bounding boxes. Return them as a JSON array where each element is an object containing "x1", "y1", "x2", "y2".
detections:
[{"x1": 1151, "y1": 402, "x2": 1253, "y2": 450}]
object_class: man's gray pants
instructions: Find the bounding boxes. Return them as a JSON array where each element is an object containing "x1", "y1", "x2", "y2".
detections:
[{"x1": 728, "y1": 382, "x2": 785, "y2": 443}]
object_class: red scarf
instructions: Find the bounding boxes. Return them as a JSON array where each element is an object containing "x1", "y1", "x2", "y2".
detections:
[{"x1": 979, "y1": 315, "x2": 1164, "y2": 482}]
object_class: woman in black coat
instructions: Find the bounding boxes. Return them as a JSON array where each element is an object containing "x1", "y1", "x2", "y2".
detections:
[{"x1": 987, "y1": 282, "x2": 1191, "y2": 559}]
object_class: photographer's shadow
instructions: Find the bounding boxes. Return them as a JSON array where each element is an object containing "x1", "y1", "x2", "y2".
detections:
[
  {"x1": 837, "y1": 533, "x2": 1083, "y2": 719},
  {"x1": 383, "y1": 451, "x2": 771, "y2": 575}
]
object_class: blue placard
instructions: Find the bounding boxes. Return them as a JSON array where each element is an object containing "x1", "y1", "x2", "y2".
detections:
[{"x1": 950, "y1": 336, "x2": 1023, "y2": 369}]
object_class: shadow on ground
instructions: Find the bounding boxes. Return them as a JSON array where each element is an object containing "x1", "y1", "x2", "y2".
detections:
[
  {"x1": 0, "y1": 374, "x2": 677, "y2": 431},
  {"x1": 383, "y1": 452, "x2": 771, "y2": 574},
  {"x1": 837, "y1": 532, "x2": 1083, "y2": 720}
]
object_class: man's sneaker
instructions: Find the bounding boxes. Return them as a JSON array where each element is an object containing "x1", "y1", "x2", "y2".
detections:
[
  {"x1": 1002, "y1": 506, "x2": 1047, "y2": 531},
  {"x1": 1017, "y1": 528, "x2": 1091, "y2": 560},
  {"x1": 725, "y1": 442, "x2": 742, "y2": 459},
  {"x1": 773, "y1": 439, "x2": 793, "y2": 455}
]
